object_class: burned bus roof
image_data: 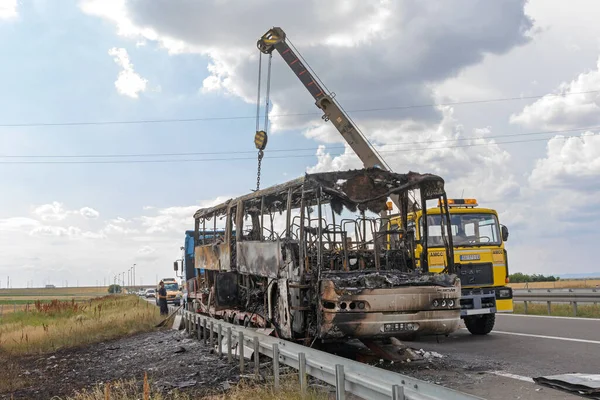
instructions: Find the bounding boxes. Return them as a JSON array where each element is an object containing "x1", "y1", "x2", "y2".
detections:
[{"x1": 193, "y1": 168, "x2": 445, "y2": 219}]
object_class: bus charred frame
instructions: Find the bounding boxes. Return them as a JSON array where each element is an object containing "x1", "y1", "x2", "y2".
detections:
[{"x1": 190, "y1": 168, "x2": 461, "y2": 342}]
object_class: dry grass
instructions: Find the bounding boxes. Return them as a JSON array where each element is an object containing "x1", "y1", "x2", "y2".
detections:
[
  {"x1": 0, "y1": 303, "x2": 29, "y2": 315},
  {"x1": 60, "y1": 376, "x2": 330, "y2": 400},
  {"x1": 509, "y1": 279, "x2": 600, "y2": 289},
  {"x1": 0, "y1": 295, "x2": 161, "y2": 355},
  {"x1": 0, "y1": 358, "x2": 30, "y2": 393},
  {"x1": 514, "y1": 302, "x2": 600, "y2": 318},
  {"x1": 0, "y1": 287, "x2": 107, "y2": 301},
  {"x1": 61, "y1": 378, "x2": 191, "y2": 400},
  {"x1": 205, "y1": 378, "x2": 330, "y2": 400}
]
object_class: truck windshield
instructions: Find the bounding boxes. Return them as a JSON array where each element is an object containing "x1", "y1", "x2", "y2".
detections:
[
  {"x1": 421, "y1": 213, "x2": 501, "y2": 247},
  {"x1": 164, "y1": 283, "x2": 178, "y2": 291}
]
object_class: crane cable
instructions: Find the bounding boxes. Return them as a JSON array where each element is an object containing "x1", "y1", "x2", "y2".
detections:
[{"x1": 254, "y1": 52, "x2": 273, "y2": 191}]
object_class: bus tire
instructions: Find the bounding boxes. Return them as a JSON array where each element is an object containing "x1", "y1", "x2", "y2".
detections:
[{"x1": 464, "y1": 313, "x2": 495, "y2": 335}]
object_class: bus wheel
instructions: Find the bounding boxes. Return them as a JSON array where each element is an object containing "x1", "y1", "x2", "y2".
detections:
[{"x1": 464, "y1": 313, "x2": 495, "y2": 335}]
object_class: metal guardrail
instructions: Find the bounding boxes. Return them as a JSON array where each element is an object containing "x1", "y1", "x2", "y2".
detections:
[
  {"x1": 512, "y1": 289, "x2": 600, "y2": 316},
  {"x1": 175, "y1": 308, "x2": 482, "y2": 400}
]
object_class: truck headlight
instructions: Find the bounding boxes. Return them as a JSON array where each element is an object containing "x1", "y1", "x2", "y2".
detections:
[{"x1": 498, "y1": 289, "x2": 511, "y2": 299}]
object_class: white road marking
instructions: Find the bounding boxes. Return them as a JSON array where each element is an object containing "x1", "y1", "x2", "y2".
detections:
[
  {"x1": 491, "y1": 330, "x2": 600, "y2": 345},
  {"x1": 487, "y1": 370, "x2": 534, "y2": 383},
  {"x1": 497, "y1": 313, "x2": 600, "y2": 322}
]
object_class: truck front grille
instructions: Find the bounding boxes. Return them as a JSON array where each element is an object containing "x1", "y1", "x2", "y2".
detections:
[{"x1": 458, "y1": 262, "x2": 493, "y2": 286}]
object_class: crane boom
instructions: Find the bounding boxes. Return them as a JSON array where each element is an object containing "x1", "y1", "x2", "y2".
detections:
[{"x1": 257, "y1": 27, "x2": 408, "y2": 211}]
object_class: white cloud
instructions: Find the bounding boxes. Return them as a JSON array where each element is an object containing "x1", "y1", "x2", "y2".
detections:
[
  {"x1": 0, "y1": 0, "x2": 17, "y2": 19},
  {"x1": 101, "y1": 223, "x2": 138, "y2": 235},
  {"x1": 510, "y1": 56, "x2": 600, "y2": 129},
  {"x1": 32, "y1": 202, "x2": 69, "y2": 222},
  {"x1": 110, "y1": 217, "x2": 132, "y2": 224},
  {"x1": 84, "y1": 0, "x2": 533, "y2": 132},
  {"x1": 107, "y1": 47, "x2": 148, "y2": 98},
  {"x1": 137, "y1": 245, "x2": 156, "y2": 255},
  {"x1": 529, "y1": 132, "x2": 600, "y2": 190},
  {"x1": 140, "y1": 197, "x2": 230, "y2": 234},
  {"x1": 32, "y1": 202, "x2": 101, "y2": 221},
  {"x1": 80, "y1": 207, "x2": 100, "y2": 219},
  {"x1": 0, "y1": 217, "x2": 41, "y2": 231},
  {"x1": 0, "y1": 198, "x2": 227, "y2": 287},
  {"x1": 30, "y1": 226, "x2": 82, "y2": 237},
  {"x1": 308, "y1": 106, "x2": 519, "y2": 203}
]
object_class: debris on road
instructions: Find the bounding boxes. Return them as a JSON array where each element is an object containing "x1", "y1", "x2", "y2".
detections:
[
  {"x1": 534, "y1": 374, "x2": 600, "y2": 399},
  {"x1": 174, "y1": 346, "x2": 186, "y2": 354}
]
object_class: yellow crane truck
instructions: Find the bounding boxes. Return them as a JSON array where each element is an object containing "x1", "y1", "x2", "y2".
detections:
[{"x1": 389, "y1": 198, "x2": 513, "y2": 334}]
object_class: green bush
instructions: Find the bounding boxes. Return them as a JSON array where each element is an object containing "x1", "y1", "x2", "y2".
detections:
[{"x1": 107, "y1": 284, "x2": 122, "y2": 294}]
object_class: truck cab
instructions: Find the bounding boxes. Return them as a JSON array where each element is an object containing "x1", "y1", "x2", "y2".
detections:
[{"x1": 389, "y1": 198, "x2": 513, "y2": 334}]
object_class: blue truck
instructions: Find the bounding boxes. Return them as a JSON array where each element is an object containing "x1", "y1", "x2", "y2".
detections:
[{"x1": 181, "y1": 229, "x2": 228, "y2": 307}]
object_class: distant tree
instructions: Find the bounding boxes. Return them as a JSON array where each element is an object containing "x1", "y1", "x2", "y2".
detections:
[
  {"x1": 108, "y1": 284, "x2": 122, "y2": 294},
  {"x1": 509, "y1": 273, "x2": 558, "y2": 283},
  {"x1": 509, "y1": 272, "x2": 528, "y2": 283}
]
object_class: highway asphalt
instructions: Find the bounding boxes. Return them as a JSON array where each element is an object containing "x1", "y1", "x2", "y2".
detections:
[{"x1": 407, "y1": 313, "x2": 600, "y2": 399}]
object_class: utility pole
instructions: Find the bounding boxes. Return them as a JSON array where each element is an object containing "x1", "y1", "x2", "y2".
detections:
[{"x1": 133, "y1": 264, "x2": 136, "y2": 290}]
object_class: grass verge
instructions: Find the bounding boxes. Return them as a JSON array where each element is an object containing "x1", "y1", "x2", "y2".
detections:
[
  {"x1": 0, "y1": 287, "x2": 108, "y2": 297},
  {"x1": 509, "y1": 279, "x2": 600, "y2": 289},
  {"x1": 61, "y1": 376, "x2": 329, "y2": 400},
  {"x1": 514, "y1": 302, "x2": 600, "y2": 318},
  {"x1": 0, "y1": 295, "x2": 161, "y2": 355}
]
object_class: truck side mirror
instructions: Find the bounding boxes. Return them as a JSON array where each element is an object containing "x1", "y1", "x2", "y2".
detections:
[
  {"x1": 501, "y1": 225, "x2": 509, "y2": 242},
  {"x1": 173, "y1": 261, "x2": 178, "y2": 271}
]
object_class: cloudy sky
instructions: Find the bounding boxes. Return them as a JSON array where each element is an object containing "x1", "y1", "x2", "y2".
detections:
[{"x1": 1, "y1": 0, "x2": 599, "y2": 288}]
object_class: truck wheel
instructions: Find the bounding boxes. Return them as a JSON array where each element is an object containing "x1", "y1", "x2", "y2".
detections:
[{"x1": 464, "y1": 313, "x2": 495, "y2": 335}]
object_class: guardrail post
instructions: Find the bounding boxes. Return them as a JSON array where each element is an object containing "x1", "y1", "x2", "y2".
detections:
[
  {"x1": 392, "y1": 384, "x2": 405, "y2": 400},
  {"x1": 572, "y1": 302, "x2": 577, "y2": 316},
  {"x1": 254, "y1": 336, "x2": 260, "y2": 378},
  {"x1": 273, "y1": 343, "x2": 280, "y2": 390},
  {"x1": 547, "y1": 301, "x2": 551, "y2": 315},
  {"x1": 210, "y1": 321, "x2": 214, "y2": 350},
  {"x1": 196, "y1": 316, "x2": 201, "y2": 341},
  {"x1": 299, "y1": 352, "x2": 307, "y2": 395},
  {"x1": 218, "y1": 324, "x2": 223, "y2": 358},
  {"x1": 239, "y1": 332, "x2": 245, "y2": 374},
  {"x1": 203, "y1": 319, "x2": 207, "y2": 344},
  {"x1": 335, "y1": 364, "x2": 345, "y2": 400},
  {"x1": 524, "y1": 301, "x2": 528, "y2": 314},
  {"x1": 227, "y1": 327, "x2": 232, "y2": 362}
]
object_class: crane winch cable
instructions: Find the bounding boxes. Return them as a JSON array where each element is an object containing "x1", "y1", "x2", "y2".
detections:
[{"x1": 253, "y1": 52, "x2": 273, "y2": 191}]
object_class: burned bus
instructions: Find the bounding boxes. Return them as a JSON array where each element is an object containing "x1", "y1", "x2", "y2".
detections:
[{"x1": 191, "y1": 168, "x2": 461, "y2": 343}]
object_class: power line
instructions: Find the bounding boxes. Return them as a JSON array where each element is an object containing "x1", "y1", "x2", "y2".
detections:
[
  {"x1": 0, "y1": 90, "x2": 598, "y2": 128},
  {"x1": 0, "y1": 126, "x2": 597, "y2": 159},
  {"x1": 0, "y1": 131, "x2": 595, "y2": 165}
]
